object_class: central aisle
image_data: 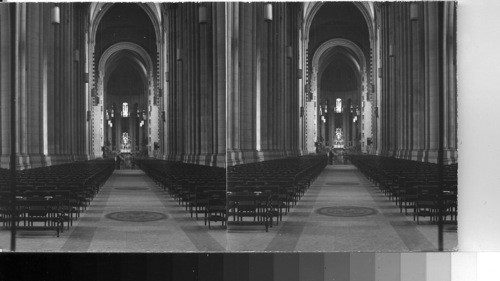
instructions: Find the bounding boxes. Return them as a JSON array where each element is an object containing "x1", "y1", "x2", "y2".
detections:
[
  {"x1": 226, "y1": 164, "x2": 457, "y2": 252},
  {"x1": 5, "y1": 170, "x2": 226, "y2": 252}
]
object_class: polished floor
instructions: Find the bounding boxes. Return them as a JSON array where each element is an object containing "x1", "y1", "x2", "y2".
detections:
[
  {"x1": 0, "y1": 170, "x2": 227, "y2": 252},
  {"x1": 0, "y1": 165, "x2": 457, "y2": 252},
  {"x1": 227, "y1": 164, "x2": 457, "y2": 252}
]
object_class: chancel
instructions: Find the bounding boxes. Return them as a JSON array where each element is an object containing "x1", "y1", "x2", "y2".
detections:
[{"x1": 0, "y1": 2, "x2": 457, "y2": 253}]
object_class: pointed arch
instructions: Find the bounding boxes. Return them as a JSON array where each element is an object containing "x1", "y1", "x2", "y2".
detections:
[
  {"x1": 303, "y1": 2, "x2": 374, "y2": 41},
  {"x1": 89, "y1": 3, "x2": 162, "y2": 44}
]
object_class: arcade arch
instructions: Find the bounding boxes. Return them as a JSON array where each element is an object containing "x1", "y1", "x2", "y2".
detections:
[
  {"x1": 301, "y1": 2, "x2": 375, "y2": 153},
  {"x1": 87, "y1": 4, "x2": 162, "y2": 157}
]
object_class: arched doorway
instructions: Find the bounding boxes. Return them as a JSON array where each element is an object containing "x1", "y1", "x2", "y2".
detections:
[
  {"x1": 100, "y1": 43, "x2": 152, "y2": 155},
  {"x1": 87, "y1": 3, "x2": 162, "y2": 158},
  {"x1": 312, "y1": 39, "x2": 370, "y2": 152},
  {"x1": 302, "y1": 2, "x2": 375, "y2": 154}
]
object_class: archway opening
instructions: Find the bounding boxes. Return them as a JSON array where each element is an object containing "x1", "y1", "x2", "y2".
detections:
[
  {"x1": 93, "y1": 3, "x2": 158, "y2": 157},
  {"x1": 319, "y1": 53, "x2": 360, "y2": 150},
  {"x1": 305, "y1": 2, "x2": 373, "y2": 154},
  {"x1": 104, "y1": 56, "x2": 148, "y2": 154}
]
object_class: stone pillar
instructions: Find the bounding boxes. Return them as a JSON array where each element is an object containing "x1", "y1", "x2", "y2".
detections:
[
  {"x1": 424, "y1": 2, "x2": 440, "y2": 163},
  {"x1": 0, "y1": 5, "x2": 13, "y2": 168},
  {"x1": 377, "y1": 2, "x2": 456, "y2": 164}
]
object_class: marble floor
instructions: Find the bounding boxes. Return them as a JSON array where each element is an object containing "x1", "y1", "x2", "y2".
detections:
[
  {"x1": 226, "y1": 164, "x2": 458, "y2": 252},
  {"x1": 0, "y1": 170, "x2": 227, "y2": 252},
  {"x1": 0, "y1": 165, "x2": 457, "y2": 252}
]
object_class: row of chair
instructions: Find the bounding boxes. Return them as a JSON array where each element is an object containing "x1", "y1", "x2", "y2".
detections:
[
  {"x1": 227, "y1": 155, "x2": 327, "y2": 231},
  {"x1": 0, "y1": 160, "x2": 115, "y2": 236},
  {"x1": 136, "y1": 159, "x2": 227, "y2": 229},
  {"x1": 349, "y1": 154, "x2": 457, "y2": 225}
]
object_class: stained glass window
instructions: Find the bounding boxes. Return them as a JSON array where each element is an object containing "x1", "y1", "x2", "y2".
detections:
[
  {"x1": 335, "y1": 98, "x2": 342, "y2": 113},
  {"x1": 122, "y1": 102, "x2": 129, "y2": 117}
]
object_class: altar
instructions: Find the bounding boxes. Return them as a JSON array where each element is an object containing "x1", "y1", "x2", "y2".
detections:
[
  {"x1": 333, "y1": 128, "x2": 345, "y2": 149},
  {"x1": 120, "y1": 132, "x2": 131, "y2": 153}
]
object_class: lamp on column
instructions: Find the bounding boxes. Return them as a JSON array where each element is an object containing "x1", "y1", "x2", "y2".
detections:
[
  {"x1": 84, "y1": 73, "x2": 89, "y2": 83},
  {"x1": 176, "y1": 48, "x2": 182, "y2": 61},
  {"x1": 264, "y1": 3, "x2": 273, "y2": 21},
  {"x1": 410, "y1": 3, "x2": 419, "y2": 21},
  {"x1": 297, "y1": 68, "x2": 303, "y2": 79},
  {"x1": 51, "y1": 5, "x2": 60, "y2": 25},
  {"x1": 389, "y1": 44, "x2": 394, "y2": 57},
  {"x1": 199, "y1": 4, "x2": 208, "y2": 24},
  {"x1": 286, "y1": 46, "x2": 292, "y2": 59},
  {"x1": 73, "y1": 49, "x2": 80, "y2": 62}
]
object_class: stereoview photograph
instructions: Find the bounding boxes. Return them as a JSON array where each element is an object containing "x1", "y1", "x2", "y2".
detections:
[{"x1": 0, "y1": 2, "x2": 457, "y2": 252}]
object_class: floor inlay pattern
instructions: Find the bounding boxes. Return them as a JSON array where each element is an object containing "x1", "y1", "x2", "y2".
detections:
[
  {"x1": 315, "y1": 206, "x2": 378, "y2": 217},
  {"x1": 325, "y1": 182, "x2": 360, "y2": 186},
  {"x1": 113, "y1": 187, "x2": 150, "y2": 191},
  {"x1": 105, "y1": 211, "x2": 168, "y2": 222}
]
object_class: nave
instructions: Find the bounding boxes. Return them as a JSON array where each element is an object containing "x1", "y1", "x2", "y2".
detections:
[
  {"x1": 0, "y1": 2, "x2": 459, "y2": 253},
  {"x1": 0, "y1": 169, "x2": 226, "y2": 252},
  {"x1": 227, "y1": 164, "x2": 457, "y2": 252}
]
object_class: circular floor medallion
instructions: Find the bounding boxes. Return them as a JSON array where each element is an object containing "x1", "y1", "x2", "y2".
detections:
[
  {"x1": 315, "y1": 206, "x2": 377, "y2": 217},
  {"x1": 325, "y1": 182, "x2": 359, "y2": 186},
  {"x1": 105, "y1": 211, "x2": 168, "y2": 222},
  {"x1": 114, "y1": 187, "x2": 150, "y2": 191}
]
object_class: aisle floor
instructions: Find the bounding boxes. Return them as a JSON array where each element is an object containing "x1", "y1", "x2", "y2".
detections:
[
  {"x1": 226, "y1": 164, "x2": 458, "y2": 252},
  {"x1": 0, "y1": 165, "x2": 457, "y2": 252},
  {"x1": 0, "y1": 170, "x2": 226, "y2": 252}
]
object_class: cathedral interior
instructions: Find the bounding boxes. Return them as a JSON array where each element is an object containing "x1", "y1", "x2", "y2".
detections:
[{"x1": 0, "y1": 2, "x2": 461, "y2": 253}]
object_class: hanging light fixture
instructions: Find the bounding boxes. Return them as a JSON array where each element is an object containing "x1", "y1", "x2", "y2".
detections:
[
  {"x1": 199, "y1": 5, "x2": 208, "y2": 24},
  {"x1": 286, "y1": 46, "x2": 292, "y2": 58},
  {"x1": 73, "y1": 49, "x2": 80, "y2": 62},
  {"x1": 410, "y1": 3, "x2": 419, "y2": 21},
  {"x1": 51, "y1": 5, "x2": 60, "y2": 25},
  {"x1": 264, "y1": 3, "x2": 273, "y2": 21},
  {"x1": 176, "y1": 48, "x2": 182, "y2": 61}
]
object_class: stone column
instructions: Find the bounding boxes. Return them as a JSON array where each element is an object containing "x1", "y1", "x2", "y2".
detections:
[
  {"x1": 0, "y1": 5, "x2": 13, "y2": 168},
  {"x1": 424, "y1": 2, "x2": 440, "y2": 163}
]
